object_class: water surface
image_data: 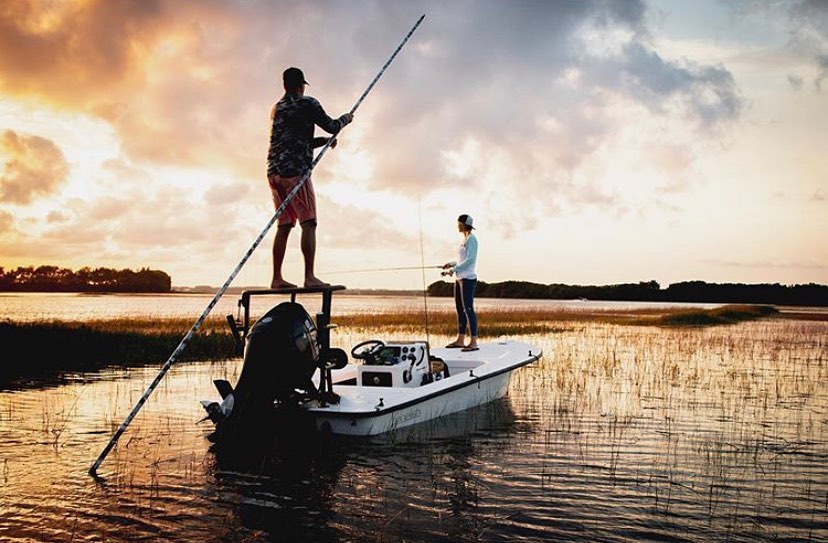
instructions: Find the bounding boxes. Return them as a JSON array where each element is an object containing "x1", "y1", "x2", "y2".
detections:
[
  {"x1": 0, "y1": 297, "x2": 825, "y2": 542},
  {"x1": 0, "y1": 291, "x2": 720, "y2": 323}
]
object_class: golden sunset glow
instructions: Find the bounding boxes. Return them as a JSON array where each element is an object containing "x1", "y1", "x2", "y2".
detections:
[{"x1": 1, "y1": 0, "x2": 825, "y2": 289}]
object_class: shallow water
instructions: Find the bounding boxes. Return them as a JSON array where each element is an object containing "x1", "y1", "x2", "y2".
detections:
[
  {"x1": 0, "y1": 291, "x2": 719, "y2": 323},
  {"x1": 0, "y1": 314, "x2": 826, "y2": 541}
]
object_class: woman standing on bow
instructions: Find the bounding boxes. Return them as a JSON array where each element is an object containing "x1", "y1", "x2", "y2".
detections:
[{"x1": 443, "y1": 214, "x2": 479, "y2": 352}]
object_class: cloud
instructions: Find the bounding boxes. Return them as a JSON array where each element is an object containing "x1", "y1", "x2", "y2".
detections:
[
  {"x1": 705, "y1": 257, "x2": 828, "y2": 271},
  {"x1": 45, "y1": 210, "x2": 70, "y2": 223},
  {"x1": 205, "y1": 181, "x2": 252, "y2": 207},
  {"x1": 0, "y1": 0, "x2": 747, "y2": 252},
  {"x1": 0, "y1": 209, "x2": 13, "y2": 233},
  {"x1": 649, "y1": 145, "x2": 694, "y2": 193},
  {"x1": 354, "y1": 0, "x2": 744, "y2": 223},
  {"x1": 0, "y1": 0, "x2": 167, "y2": 105},
  {"x1": 789, "y1": 0, "x2": 828, "y2": 41},
  {"x1": 317, "y1": 194, "x2": 419, "y2": 249},
  {"x1": 0, "y1": 0, "x2": 264, "y2": 178},
  {"x1": 0, "y1": 130, "x2": 69, "y2": 204},
  {"x1": 787, "y1": 73, "x2": 804, "y2": 89},
  {"x1": 816, "y1": 54, "x2": 828, "y2": 91},
  {"x1": 781, "y1": 0, "x2": 828, "y2": 89},
  {"x1": 86, "y1": 196, "x2": 133, "y2": 222},
  {"x1": 1, "y1": 186, "x2": 253, "y2": 274},
  {"x1": 614, "y1": 42, "x2": 742, "y2": 127}
]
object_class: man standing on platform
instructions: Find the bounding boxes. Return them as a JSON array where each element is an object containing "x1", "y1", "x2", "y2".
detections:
[{"x1": 267, "y1": 67, "x2": 353, "y2": 289}]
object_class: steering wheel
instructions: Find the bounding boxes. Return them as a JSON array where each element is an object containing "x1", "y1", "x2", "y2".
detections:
[{"x1": 350, "y1": 339, "x2": 385, "y2": 360}]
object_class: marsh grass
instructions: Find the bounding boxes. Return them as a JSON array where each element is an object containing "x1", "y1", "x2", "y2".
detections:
[
  {"x1": 0, "y1": 303, "x2": 796, "y2": 387},
  {"x1": 3, "y1": 303, "x2": 824, "y2": 542},
  {"x1": 0, "y1": 318, "x2": 236, "y2": 387},
  {"x1": 651, "y1": 304, "x2": 779, "y2": 326},
  {"x1": 336, "y1": 304, "x2": 783, "y2": 332},
  {"x1": 333, "y1": 309, "x2": 572, "y2": 336},
  {"x1": 513, "y1": 317, "x2": 827, "y2": 529}
]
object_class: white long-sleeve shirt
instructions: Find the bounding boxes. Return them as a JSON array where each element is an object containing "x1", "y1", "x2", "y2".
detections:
[{"x1": 453, "y1": 233, "x2": 478, "y2": 280}]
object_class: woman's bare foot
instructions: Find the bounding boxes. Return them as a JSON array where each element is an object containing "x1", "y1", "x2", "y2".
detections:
[{"x1": 270, "y1": 279, "x2": 297, "y2": 289}]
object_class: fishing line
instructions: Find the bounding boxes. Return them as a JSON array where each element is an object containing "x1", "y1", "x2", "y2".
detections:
[
  {"x1": 89, "y1": 14, "x2": 426, "y2": 477},
  {"x1": 418, "y1": 196, "x2": 430, "y2": 346}
]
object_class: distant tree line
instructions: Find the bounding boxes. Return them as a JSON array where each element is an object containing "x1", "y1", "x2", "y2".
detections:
[
  {"x1": 0, "y1": 266, "x2": 172, "y2": 293},
  {"x1": 427, "y1": 280, "x2": 828, "y2": 306}
]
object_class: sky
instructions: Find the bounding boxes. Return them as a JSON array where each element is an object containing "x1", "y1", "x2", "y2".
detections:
[{"x1": 0, "y1": 0, "x2": 826, "y2": 290}]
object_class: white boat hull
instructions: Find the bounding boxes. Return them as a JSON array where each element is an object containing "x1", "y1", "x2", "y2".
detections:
[{"x1": 306, "y1": 339, "x2": 540, "y2": 436}]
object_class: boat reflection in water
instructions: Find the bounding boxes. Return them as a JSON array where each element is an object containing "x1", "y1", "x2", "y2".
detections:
[
  {"x1": 206, "y1": 397, "x2": 518, "y2": 543},
  {"x1": 207, "y1": 412, "x2": 344, "y2": 543}
]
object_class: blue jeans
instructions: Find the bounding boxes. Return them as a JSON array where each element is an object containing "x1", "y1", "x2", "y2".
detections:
[{"x1": 454, "y1": 279, "x2": 478, "y2": 336}]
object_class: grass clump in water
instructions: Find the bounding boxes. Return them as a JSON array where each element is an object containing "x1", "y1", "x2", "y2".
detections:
[{"x1": 655, "y1": 304, "x2": 778, "y2": 326}]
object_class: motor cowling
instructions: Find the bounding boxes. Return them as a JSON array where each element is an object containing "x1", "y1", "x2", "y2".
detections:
[{"x1": 227, "y1": 302, "x2": 320, "y2": 422}]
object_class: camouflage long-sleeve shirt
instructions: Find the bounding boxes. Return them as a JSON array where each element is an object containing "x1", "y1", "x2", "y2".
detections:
[{"x1": 266, "y1": 93, "x2": 350, "y2": 177}]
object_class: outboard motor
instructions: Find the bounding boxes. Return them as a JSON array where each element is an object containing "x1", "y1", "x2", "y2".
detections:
[{"x1": 208, "y1": 302, "x2": 320, "y2": 442}]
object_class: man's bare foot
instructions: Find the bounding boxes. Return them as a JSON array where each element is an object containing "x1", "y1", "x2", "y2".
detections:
[
  {"x1": 270, "y1": 280, "x2": 297, "y2": 289},
  {"x1": 303, "y1": 277, "x2": 330, "y2": 288}
]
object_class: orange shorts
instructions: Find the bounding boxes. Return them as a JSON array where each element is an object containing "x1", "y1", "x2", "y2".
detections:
[{"x1": 268, "y1": 173, "x2": 317, "y2": 228}]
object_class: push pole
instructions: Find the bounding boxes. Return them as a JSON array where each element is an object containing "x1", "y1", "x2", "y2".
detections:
[{"x1": 89, "y1": 14, "x2": 426, "y2": 476}]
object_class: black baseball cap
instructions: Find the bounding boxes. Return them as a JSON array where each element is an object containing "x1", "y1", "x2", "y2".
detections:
[
  {"x1": 458, "y1": 214, "x2": 475, "y2": 229},
  {"x1": 283, "y1": 67, "x2": 309, "y2": 88}
]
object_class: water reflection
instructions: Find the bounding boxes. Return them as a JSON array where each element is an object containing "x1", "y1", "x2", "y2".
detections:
[
  {"x1": 209, "y1": 428, "x2": 345, "y2": 543},
  {"x1": 0, "y1": 318, "x2": 825, "y2": 542},
  {"x1": 203, "y1": 398, "x2": 519, "y2": 543}
]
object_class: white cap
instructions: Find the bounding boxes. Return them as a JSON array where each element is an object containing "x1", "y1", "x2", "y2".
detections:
[{"x1": 458, "y1": 214, "x2": 474, "y2": 229}]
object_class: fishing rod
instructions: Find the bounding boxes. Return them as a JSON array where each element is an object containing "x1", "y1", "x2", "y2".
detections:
[
  {"x1": 89, "y1": 14, "x2": 426, "y2": 477},
  {"x1": 326, "y1": 264, "x2": 443, "y2": 274}
]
